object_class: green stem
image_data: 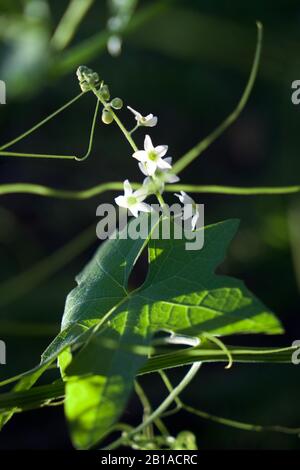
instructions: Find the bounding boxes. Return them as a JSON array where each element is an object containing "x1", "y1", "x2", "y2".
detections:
[
  {"x1": 140, "y1": 345, "x2": 297, "y2": 373},
  {"x1": 156, "y1": 191, "x2": 165, "y2": 208},
  {"x1": 111, "y1": 423, "x2": 134, "y2": 434},
  {"x1": 134, "y1": 380, "x2": 154, "y2": 440},
  {"x1": 159, "y1": 369, "x2": 300, "y2": 436},
  {"x1": 159, "y1": 370, "x2": 182, "y2": 417},
  {"x1": 0, "y1": 344, "x2": 297, "y2": 395},
  {"x1": 75, "y1": 98, "x2": 100, "y2": 161},
  {"x1": 173, "y1": 22, "x2": 263, "y2": 174},
  {"x1": 91, "y1": 87, "x2": 138, "y2": 152},
  {"x1": 168, "y1": 184, "x2": 300, "y2": 196},
  {"x1": 2, "y1": 375, "x2": 299, "y2": 437},
  {"x1": 201, "y1": 332, "x2": 233, "y2": 369},
  {"x1": 182, "y1": 404, "x2": 300, "y2": 435},
  {"x1": 134, "y1": 380, "x2": 169, "y2": 438},
  {"x1": 0, "y1": 91, "x2": 100, "y2": 161},
  {"x1": 104, "y1": 362, "x2": 201, "y2": 450},
  {"x1": 0, "y1": 92, "x2": 84, "y2": 151},
  {"x1": 1, "y1": 182, "x2": 300, "y2": 200},
  {"x1": 0, "y1": 151, "x2": 76, "y2": 160},
  {"x1": 129, "y1": 124, "x2": 140, "y2": 135},
  {"x1": 0, "y1": 181, "x2": 125, "y2": 199}
]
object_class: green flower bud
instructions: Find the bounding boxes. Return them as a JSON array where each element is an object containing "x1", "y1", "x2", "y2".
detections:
[
  {"x1": 76, "y1": 65, "x2": 91, "y2": 81},
  {"x1": 78, "y1": 81, "x2": 91, "y2": 93},
  {"x1": 100, "y1": 84, "x2": 110, "y2": 101},
  {"x1": 102, "y1": 109, "x2": 114, "y2": 124},
  {"x1": 111, "y1": 97, "x2": 123, "y2": 110},
  {"x1": 76, "y1": 65, "x2": 100, "y2": 92}
]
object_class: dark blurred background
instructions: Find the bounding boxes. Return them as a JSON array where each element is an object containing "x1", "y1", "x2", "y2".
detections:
[{"x1": 0, "y1": 0, "x2": 300, "y2": 449}]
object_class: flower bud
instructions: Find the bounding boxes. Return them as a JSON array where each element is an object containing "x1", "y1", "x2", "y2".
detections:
[
  {"x1": 102, "y1": 109, "x2": 114, "y2": 124},
  {"x1": 76, "y1": 65, "x2": 100, "y2": 92},
  {"x1": 100, "y1": 84, "x2": 110, "y2": 101},
  {"x1": 111, "y1": 97, "x2": 123, "y2": 110},
  {"x1": 76, "y1": 65, "x2": 90, "y2": 81},
  {"x1": 78, "y1": 81, "x2": 91, "y2": 93}
]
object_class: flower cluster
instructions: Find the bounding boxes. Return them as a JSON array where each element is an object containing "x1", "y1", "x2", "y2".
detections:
[
  {"x1": 114, "y1": 106, "x2": 200, "y2": 230},
  {"x1": 75, "y1": 66, "x2": 200, "y2": 230},
  {"x1": 76, "y1": 65, "x2": 100, "y2": 92},
  {"x1": 174, "y1": 191, "x2": 201, "y2": 231},
  {"x1": 76, "y1": 66, "x2": 123, "y2": 124}
]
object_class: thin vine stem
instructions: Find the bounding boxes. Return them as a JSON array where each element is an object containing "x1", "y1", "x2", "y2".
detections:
[
  {"x1": 159, "y1": 371, "x2": 182, "y2": 418},
  {"x1": 169, "y1": 184, "x2": 300, "y2": 195},
  {"x1": 0, "y1": 91, "x2": 101, "y2": 161},
  {"x1": 103, "y1": 362, "x2": 201, "y2": 450},
  {"x1": 0, "y1": 92, "x2": 84, "y2": 151},
  {"x1": 91, "y1": 86, "x2": 138, "y2": 152},
  {"x1": 156, "y1": 191, "x2": 166, "y2": 208},
  {"x1": 134, "y1": 380, "x2": 154, "y2": 439},
  {"x1": 0, "y1": 151, "x2": 76, "y2": 160},
  {"x1": 182, "y1": 404, "x2": 300, "y2": 435},
  {"x1": 201, "y1": 333, "x2": 233, "y2": 369},
  {"x1": 1, "y1": 182, "x2": 300, "y2": 200},
  {"x1": 159, "y1": 370, "x2": 300, "y2": 436},
  {"x1": 134, "y1": 380, "x2": 169, "y2": 438},
  {"x1": 173, "y1": 22, "x2": 263, "y2": 174},
  {"x1": 75, "y1": 98, "x2": 100, "y2": 161},
  {"x1": 0, "y1": 344, "x2": 297, "y2": 395}
]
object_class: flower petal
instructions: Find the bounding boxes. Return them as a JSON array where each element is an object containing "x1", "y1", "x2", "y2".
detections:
[
  {"x1": 174, "y1": 192, "x2": 184, "y2": 204},
  {"x1": 143, "y1": 176, "x2": 151, "y2": 187},
  {"x1": 145, "y1": 159, "x2": 157, "y2": 175},
  {"x1": 166, "y1": 173, "x2": 180, "y2": 183},
  {"x1": 115, "y1": 195, "x2": 129, "y2": 208},
  {"x1": 180, "y1": 191, "x2": 195, "y2": 205},
  {"x1": 138, "y1": 162, "x2": 148, "y2": 176},
  {"x1": 182, "y1": 204, "x2": 193, "y2": 220},
  {"x1": 127, "y1": 106, "x2": 142, "y2": 120},
  {"x1": 133, "y1": 150, "x2": 148, "y2": 162},
  {"x1": 144, "y1": 134, "x2": 153, "y2": 152},
  {"x1": 164, "y1": 157, "x2": 172, "y2": 166},
  {"x1": 129, "y1": 205, "x2": 139, "y2": 218},
  {"x1": 123, "y1": 179, "x2": 132, "y2": 196},
  {"x1": 155, "y1": 145, "x2": 168, "y2": 157},
  {"x1": 157, "y1": 158, "x2": 172, "y2": 170},
  {"x1": 191, "y1": 212, "x2": 200, "y2": 231},
  {"x1": 137, "y1": 202, "x2": 152, "y2": 213},
  {"x1": 134, "y1": 186, "x2": 148, "y2": 201},
  {"x1": 145, "y1": 116, "x2": 158, "y2": 127}
]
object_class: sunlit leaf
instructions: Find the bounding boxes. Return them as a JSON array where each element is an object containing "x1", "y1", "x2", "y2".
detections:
[{"x1": 62, "y1": 217, "x2": 282, "y2": 448}]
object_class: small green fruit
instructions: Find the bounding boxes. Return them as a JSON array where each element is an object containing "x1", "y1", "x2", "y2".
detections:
[
  {"x1": 102, "y1": 109, "x2": 114, "y2": 124},
  {"x1": 111, "y1": 97, "x2": 123, "y2": 110},
  {"x1": 100, "y1": 84, "x2": 110, "y2": 101}
]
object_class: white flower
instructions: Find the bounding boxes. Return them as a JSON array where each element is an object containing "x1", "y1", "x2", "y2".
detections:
[
  {"x1": 115, "y1": 180, "x2": 151, "y2": 217},
  {"x1": 127, "y1": 106, "x2": 158, "y2": 127},
  {"x1": 175, "y1": 191, "x2": 200, "y2": 231},
  {"x1": 139, "y1": 157, "x2": 180, "y2": 192},
  {"x1": 133, "y1": 135, "x2": 171, "y2": 176}
]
